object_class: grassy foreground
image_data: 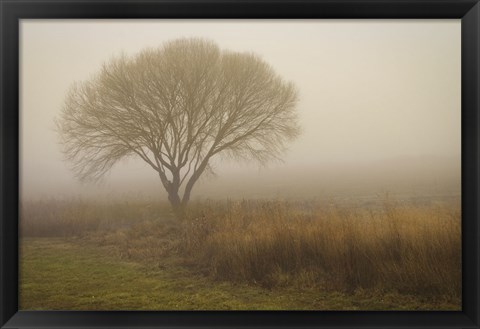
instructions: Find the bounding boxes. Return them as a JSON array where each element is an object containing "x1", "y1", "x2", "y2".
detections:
[{"x1": 20, "y1": 238, "x2": 459, "y2": 310}]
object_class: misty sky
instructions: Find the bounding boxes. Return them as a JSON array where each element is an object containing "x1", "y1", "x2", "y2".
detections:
[{"x1": 20, "y1": 20, "x2": 461, "y2": 200}]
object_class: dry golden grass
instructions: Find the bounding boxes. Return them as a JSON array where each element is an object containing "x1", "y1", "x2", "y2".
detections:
[
  {"x1": 20, "y1": 198, "x2": 172, "y2": 237},
  {"x1": 181, "y1": 198, "x2": 461, "y2": 299},
  {"x1": 20, "y1": 196, "x2": 461, "y2": 304}
]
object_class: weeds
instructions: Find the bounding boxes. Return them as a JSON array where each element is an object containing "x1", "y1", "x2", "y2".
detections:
[
  {"x1": 20, "y1": 197, "x2": 461, "y2": 303},
  {"x1": 182, "y1": 199, "x2": 461, "y2": 299}
]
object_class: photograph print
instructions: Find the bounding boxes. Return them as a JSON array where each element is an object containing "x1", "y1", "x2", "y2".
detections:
[{"x1": 19, "y1": 19, "x2": 461, "y2": 310}]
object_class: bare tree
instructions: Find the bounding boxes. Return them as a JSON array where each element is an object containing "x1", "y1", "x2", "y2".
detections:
[{"x1": 57, "y1": 38, "x2": 300, "y2": 216}]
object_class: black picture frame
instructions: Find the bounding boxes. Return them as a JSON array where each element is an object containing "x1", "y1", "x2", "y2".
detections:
[{"x1": 1, "y1": 0, "x2": 479, "y2": 328}]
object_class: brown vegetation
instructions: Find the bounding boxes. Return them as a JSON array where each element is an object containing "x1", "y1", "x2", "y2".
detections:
[
  {"x1": 182, "y1": 199, "x2": 460, "y2": 299},
  {"x1": 20, "y1": 198, "x2": 171, "y2": 237},
  {"x1": 20, "y1": 197, "x2": 461, "y2": 303}
]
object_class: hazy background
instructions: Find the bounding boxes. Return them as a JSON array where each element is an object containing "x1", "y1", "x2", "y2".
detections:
[{"x1": 20, "y1": 20, "x2": 461, "y2": 201}]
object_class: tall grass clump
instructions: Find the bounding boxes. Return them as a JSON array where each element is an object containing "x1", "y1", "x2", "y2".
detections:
[{"x1": 181, "y1": 199, "x2": 461, "y2": 299}]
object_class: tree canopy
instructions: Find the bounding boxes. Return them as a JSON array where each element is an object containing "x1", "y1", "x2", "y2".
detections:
[{"x1": 57, "y1": 38, "x2": 300, "y2": 214}]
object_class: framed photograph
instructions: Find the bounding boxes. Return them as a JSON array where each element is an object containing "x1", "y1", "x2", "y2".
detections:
[{"x1": 1, "y1": 0, "x2": 479, "y2": 328}]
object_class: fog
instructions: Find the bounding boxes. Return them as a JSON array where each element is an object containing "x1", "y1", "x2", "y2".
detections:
[{"x1": 20, "y1": 20, "x2": 460, "y2": 201}]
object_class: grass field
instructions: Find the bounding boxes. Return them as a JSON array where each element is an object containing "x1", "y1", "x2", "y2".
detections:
[
  {"x1": 20, "y1": 238, "x2": 459, "y2": 310},
  {"x1": 19, "y1": 197, "x2": 461, "y2": 310}
]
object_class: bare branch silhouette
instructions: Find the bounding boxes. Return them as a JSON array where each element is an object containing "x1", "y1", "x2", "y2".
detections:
[{"x1": 56, "y1": 38, "x2": 300, "y2": 216}]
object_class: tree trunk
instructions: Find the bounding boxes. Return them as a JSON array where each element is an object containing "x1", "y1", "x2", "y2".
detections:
[
  {"x1": 181, "y1": 158, "x2": 209, "y2": 207},
  {"x1": 168, "y1": 190, "x2": 186, "y2": 219}
]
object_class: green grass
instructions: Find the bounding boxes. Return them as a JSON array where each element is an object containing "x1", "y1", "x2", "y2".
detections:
[{"x1": 20, "y1": 238, "x2": 459, "y2": 310}]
